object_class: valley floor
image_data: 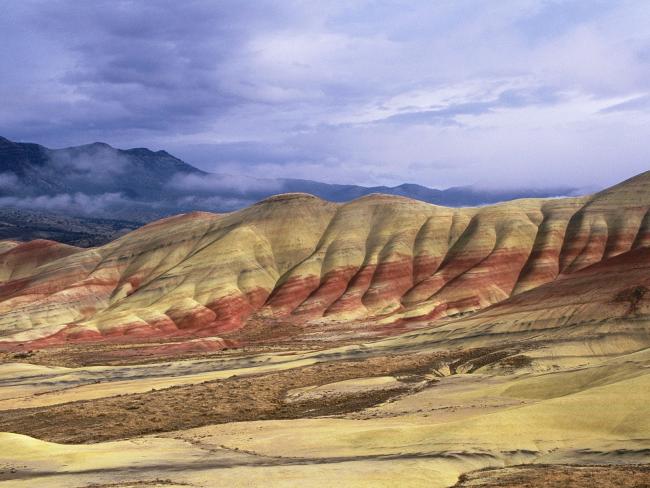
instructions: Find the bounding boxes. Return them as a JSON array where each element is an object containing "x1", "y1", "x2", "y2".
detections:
[{"x1": 0, "y1": 322, "x2": 648, "y2": 487}]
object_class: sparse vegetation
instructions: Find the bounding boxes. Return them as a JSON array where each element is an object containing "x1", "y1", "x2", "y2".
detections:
[{"x1": 614, "y1": 285, "x2": 649, "y2": 315}]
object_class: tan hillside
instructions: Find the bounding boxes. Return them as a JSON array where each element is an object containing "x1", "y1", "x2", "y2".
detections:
[
  {"x1": 0, "y1": 173, "x2": 649, "y2": 487},
  {"x1": 1, "y1": 172, "x2": 650, "y2": 351}
]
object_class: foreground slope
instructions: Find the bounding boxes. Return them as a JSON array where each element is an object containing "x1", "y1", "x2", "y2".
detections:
[
  {"x1": 0, "y1": 170, "x2": 649, "y2": 485},
  {"x1": 1, "y1": 171, "x2": 650, "y2": 351},
  {"x1": 0, "y1": 246, "x2": 648, "y2": 486}
]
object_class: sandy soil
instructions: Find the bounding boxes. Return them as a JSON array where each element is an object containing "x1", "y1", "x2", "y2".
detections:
[
  {"x1": 0, "y1": 332, "x2": 648, "y2": 487},
  {"x1": 0, "y1": 351, "x2": 445, "y2": 443}
]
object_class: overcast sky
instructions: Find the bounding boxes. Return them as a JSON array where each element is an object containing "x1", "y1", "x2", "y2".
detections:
[{"x1": 1, "y1": 0, "x2": 649, "y2": 189}]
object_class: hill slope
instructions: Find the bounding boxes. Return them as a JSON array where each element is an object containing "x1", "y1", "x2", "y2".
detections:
[{"x1": 0, "y1": 171, "x2": 648, "y2": 351}]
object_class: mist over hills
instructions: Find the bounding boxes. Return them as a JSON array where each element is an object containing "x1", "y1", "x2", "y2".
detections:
[{"x1": 0, "y1": 136, "x2": 579, "y2": 243}]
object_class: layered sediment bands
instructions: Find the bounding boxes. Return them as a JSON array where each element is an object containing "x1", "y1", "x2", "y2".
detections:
[
  {"x1": 2, "y1": 172, "x2": 650, "y2": 349},
  {"x1": 512, "y1": 201, "x2": 580, "y2": 295},
  {"x1": 0, "y1": 239, "x2": 81, "y2": 282},
  {"x1": 418, "y1": 245, "x2": 650, "y2": 353},
  {"x1": 292, "y1": 267, "x2": 358, "y2": 317}
]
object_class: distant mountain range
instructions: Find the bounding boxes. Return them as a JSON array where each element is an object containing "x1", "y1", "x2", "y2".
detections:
[{"x1": 0, "y1": 135, "x2": 581, "y2": 244}]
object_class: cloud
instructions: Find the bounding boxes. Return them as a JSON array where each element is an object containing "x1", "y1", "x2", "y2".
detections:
[
  {"x1": 600, "y1": 94, "x2": 650, "y2": 113},
  {"x1": 369, "y1": 84, "x2": 563, "y2": 126},
  {"x1": 1, "y1": 1, "x2": 650, "y2": 190},
  {"x1": 167, "y1": 172, "x2": 282, "y2": 197},
  {"x1": 0, "y1": 172, "x2": 20, "y2": 190},
  {"x1": 176, "y1": 195, "x2": 255, "y2": 212},
  {"x1": 48, "y1": 144, "x2": 130, "y2": 183},
  {"x1": 0, "y1": 192, "x2": 130, "y2": 215}
]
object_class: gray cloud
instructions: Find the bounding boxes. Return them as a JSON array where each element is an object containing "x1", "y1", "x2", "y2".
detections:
[
  {"x1": 0, "y1": 173, "x2": 20, "y2": 190},
  {"x1": 1, "y1": 1, "x2": 650, "y2": 190},
  {"x1": 176, "y1": 195, "x2": 256, "y2": 212},
  {"x1": 168, "y1": 172, "x2": 282, "y2": 197},
  {"x1": 48, "y1": 144, "x2": 130, "y2": 183},
  {"x1": 381, "y1": 86, "x2": 565, "y2": 125},
  {"x1": 0, "y1": 192, "x2": 130, "y2": 215}
]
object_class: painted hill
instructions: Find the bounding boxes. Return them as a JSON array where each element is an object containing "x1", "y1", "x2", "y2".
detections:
[
  {"x1": 376, "y1": 242, "x2": 650, "y2": 366},
  {"x1": 0, "y1": 171, "x2": 648, "y2": 351}
]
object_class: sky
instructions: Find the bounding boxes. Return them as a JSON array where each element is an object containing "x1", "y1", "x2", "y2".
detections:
[{"x1": 1, "y1": 0, "x2": 649, "y2": 190}]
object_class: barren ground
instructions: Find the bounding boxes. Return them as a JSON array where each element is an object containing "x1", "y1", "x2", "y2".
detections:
[{"x1": 0, "y1": 328, "x2": 648, "y2": 487}]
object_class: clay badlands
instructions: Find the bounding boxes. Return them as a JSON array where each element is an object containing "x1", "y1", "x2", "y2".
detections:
[{"x1": 1, "y1": 171, "x2": 649, "y2": 487}]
